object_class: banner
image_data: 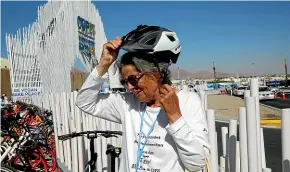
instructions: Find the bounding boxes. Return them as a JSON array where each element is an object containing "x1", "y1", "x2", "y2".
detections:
[
  {"x1": 77, "y1": 16, "x2": 97, "y2": 71},
  {"x1": 12, "y1": 87, "x2": 42, "y2": 100}
]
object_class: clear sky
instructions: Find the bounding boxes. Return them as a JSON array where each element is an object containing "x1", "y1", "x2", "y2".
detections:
[{"x1": 1, "y1": 1, "x2": 290, "y2": 76}]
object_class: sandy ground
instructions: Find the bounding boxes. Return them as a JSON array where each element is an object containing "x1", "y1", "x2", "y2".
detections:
[{"x1": 207, "y1": 95, "x2": 280, "y2": 121}]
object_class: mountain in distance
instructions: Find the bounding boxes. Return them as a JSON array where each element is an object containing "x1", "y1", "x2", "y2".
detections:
[
  {"x1": 70, "y1": 67, "x2": 234, "y2": 80},
  {"x1": 169, "y1": 67, "x2": 234, "y2": 79}
]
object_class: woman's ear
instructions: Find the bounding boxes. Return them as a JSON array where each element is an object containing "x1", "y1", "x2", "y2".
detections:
[
  {"x1": 148, "y1": 71, "x2": 162, "y2": 85},
  {"x1": 154, "y1": 69, "x2": 163, "y2": 84}
]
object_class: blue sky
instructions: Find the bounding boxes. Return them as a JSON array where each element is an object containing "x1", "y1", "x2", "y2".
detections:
[{"x1": 1, "y1": 1, "x2": 290, "y2": 76}]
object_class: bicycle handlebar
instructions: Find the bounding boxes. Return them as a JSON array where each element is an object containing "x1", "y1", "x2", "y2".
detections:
[{"x1": 58, "y1": 130, "x2": 123, "y2": 141}]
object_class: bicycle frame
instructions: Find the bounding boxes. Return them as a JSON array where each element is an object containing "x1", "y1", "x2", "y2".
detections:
[
  {"x1": 0, "y1": 131, "x2": 30, "y2": 162},
  {"x1": 83, "y1": 134, "x2": 99, "y2": 172},
  {"x1": 84, "y1": 136, "x2": 122, "y2": 172},
  {"x1": 58, "y1": 130, "x2": 122, "y2": 172}
]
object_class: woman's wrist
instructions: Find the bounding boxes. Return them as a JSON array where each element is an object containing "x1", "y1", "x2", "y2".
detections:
[
  {"x1": 96, "y1": 65, "x2": 108, "y2": 77},
  {"x1": 168, "y1": 113, "x2": 182, "y2": 125}
]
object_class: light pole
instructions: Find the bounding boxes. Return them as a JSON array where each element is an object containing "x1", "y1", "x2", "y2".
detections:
[
  {"x1": 285, "y1": 59, "x2": 288, "y2": 87},
  {"x1": 178, "y1": 66, "x2": 180, "y2": 80},
  {"x1": 213, "y1": 62, "x2": 216, "y2": 82},
  {"x1": 252, "y1": 63, "x2": 255, "y2": 78}
]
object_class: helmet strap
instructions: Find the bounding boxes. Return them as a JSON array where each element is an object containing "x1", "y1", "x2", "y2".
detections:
[{"x1": 152, "y1": 57, "x2": 166, "y2": 85}]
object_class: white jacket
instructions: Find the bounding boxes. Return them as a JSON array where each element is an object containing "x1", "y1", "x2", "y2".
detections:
[{"x1": 75, "y1": 68, "x2": 211, "y2": 172}]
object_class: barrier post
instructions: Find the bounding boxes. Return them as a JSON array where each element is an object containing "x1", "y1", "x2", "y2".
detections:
[
  {"x1": 250, "y1": 78, "x2": 262, "y2": 172},
  {"x1": 281, "y1": 108, "x2": 290, "y2": 172},
  {"x1": 261, "y1": 128, "x2": 266, "y2": 168},
  {"x1": 206, "y1": 109, "x2": 218, "y2": 172},
  {"x1": 220, "y1": 157, "x2": 226, "y2": 172},
  {"x1": 236, "y1": 141, "x2": 240, "y2": 172},
  {"x1": 238, "y1": 107, "x2": 248, "y2": 172},
  {"x1": 262, "y1": 168, "x2": 272, "y2": 172},
  {"x1": 245, "y1": 97, "x2": 259, "y2": 172},
  {"x1": 221, "y1": 127, "x2": 228, "y2": 157},
  {"x1": 228, "y1": 120, "x2": 237, "y2": 172}
]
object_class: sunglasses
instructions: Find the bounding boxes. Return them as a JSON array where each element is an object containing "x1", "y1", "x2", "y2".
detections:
[{"x1": 120, "y1": 73, "x2": 144, "y2": 87}]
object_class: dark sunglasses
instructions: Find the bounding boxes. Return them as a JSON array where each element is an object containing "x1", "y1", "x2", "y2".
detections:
[{"x1": 120, "y1": 73, "x2": 144, "y2": 87}]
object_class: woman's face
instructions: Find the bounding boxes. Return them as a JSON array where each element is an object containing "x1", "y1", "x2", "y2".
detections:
[{"x1": 121, "y1": 64, "x2": 160, "y2": 103}]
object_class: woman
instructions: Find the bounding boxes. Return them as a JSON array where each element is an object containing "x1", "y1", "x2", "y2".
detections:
[{"x1": 76, "y1": 25, "x2": 210, "y2": 172}]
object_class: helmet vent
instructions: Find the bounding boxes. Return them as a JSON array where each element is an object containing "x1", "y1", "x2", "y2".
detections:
[{"x1": 166, "y1": 35, "x2": 175, "y2": 42}]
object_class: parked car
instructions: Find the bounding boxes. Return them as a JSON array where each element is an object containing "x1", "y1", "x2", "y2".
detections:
[
  {"x1": 233, "y1": 86, "x2": 247, "y2": 96},
  {"x1": 279, "y1": 87, "x2": 290, "y2": 94},
  {"x1": 269, "y1": 87, "x2": 279, "y2": 93},
  {"x1": 258, "y1": 86, "x2": 275, "y2": 100},
  {"x1": 246, "y1": 86, "x2": 275, "y2": 100}
]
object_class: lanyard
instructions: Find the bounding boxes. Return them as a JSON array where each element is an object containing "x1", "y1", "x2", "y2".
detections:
[{"x1": 135, "y1": 106, "x2": 161, "y2": 172}]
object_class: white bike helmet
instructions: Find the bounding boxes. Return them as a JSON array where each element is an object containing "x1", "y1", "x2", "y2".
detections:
[{"x1": 120, "y1": 25, "x2": 181, "y2": 64}]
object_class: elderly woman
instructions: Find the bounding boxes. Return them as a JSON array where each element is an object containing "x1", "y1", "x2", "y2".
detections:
[{"x1": 76, "y1": 25, "x2": 210, "y2": 172}]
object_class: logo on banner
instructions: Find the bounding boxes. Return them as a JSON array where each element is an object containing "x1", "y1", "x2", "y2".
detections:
[{"x1": 77, "y1": 16, "x2": 98, "y2": 71}]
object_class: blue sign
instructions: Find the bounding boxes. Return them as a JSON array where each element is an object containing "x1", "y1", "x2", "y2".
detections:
[
  {"x1": 77, "y1": 16, "x2": 96, "y2": 58},
  {"x1": 77, "y1": 16, "x2": 95, "y2": 38},
  {"x1": 266, "y1": 80, "x2": 281, "y2": 86}
]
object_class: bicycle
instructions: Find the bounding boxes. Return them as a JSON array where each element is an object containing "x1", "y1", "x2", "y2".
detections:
[
  {"x1": 1, "y1": 103, "x2": 57, "y2": 172},
  {"x1": 1, "y1": 124, "x2": 55, "y2": 172},
  {"x1": 58, "y1": 130, "x2": 123, "y2": 172}
]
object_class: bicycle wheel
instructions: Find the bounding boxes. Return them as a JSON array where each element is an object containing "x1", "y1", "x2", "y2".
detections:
[
  {"x1": 28, "y1": 152, "x2": 49, "y2": 172},
  {"x1": 46, "y1": 130, "x2": 56, "y2": 152},
  {"x1": 10, "y1": 151, "x2": 48, "y2": 172},
  {"x1": 39, "y1": 146, "x2": 57, "y2": 171},
  {"x1": 0, "y1": 164, "x2": 17, "y2": 172}
]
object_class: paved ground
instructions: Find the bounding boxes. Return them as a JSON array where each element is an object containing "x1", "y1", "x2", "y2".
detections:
[
  {"x1": 207, "y1": 95, "x2": 280, "y2": 121},
  {"x1": 261, "y1": 98, "x2": 290, "y2": 109}
]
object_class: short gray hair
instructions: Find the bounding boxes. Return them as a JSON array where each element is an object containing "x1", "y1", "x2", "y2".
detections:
[{"x1": 118, "y1": 52, "x2": 172, "y2": 85}]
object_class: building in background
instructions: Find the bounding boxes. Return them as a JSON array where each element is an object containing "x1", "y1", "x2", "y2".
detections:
[
  {"x1": 1, "y1": 58, "x2": 12, "y2": 98},
  {"x1": 1, "y1": 58, "x2": 9, "y2": 68},
  {"x1": 70, "y1": 68, "x2": 89, "y2": 91}
]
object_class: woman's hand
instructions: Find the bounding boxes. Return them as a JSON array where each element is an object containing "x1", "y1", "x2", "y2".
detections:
[
  {"x1": 97, "y1": 36, "x2": 122, "y2": 76},
  {"x1": 159, "y1": 84, "x2": 182, "y2": 124}
]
